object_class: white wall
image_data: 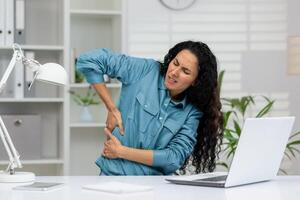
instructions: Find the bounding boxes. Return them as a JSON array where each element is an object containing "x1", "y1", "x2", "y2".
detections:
[{"x1": 126, "y1": 0, "x2": 300, "y2": 174}]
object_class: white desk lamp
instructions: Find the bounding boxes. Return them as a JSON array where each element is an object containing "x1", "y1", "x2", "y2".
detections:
[{"x1": 0, "y1": 44, "x2": 67, "y2": 183}]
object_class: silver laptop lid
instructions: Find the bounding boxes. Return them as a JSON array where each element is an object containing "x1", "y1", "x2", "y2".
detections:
[{"x1": 225, "y1": 117, "x2": 295, "y2": 187}]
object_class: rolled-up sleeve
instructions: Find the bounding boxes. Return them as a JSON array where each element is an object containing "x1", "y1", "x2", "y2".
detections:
[
  {"x1": 153, "y1": 110, "x2": 202, "y2": 175},
  {"x1": 76, "y1": 48, "x2": 156, "y2": 85}
]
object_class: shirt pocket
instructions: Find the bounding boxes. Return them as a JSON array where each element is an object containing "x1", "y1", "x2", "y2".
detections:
[
  {"x1": 163, "y1": 118, "x2": 181, "y2": 135},
  {"x1": 155, "y1": 118, "x2": 182, "y2": 149},
  {"x1": 134, "y1": 92, "x2": 158, "y2": 133}
]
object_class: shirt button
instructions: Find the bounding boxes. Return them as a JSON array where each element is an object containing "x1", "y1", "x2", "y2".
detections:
[
  {"x1": 144, "y1": 104, "x2": 148, "y2": 108},
  {"x1": 164, "y1": 103, "x2": 168, "y2": 107},
  {"x1": 159, "y1": 117, "x2": 163, "y2": 120}
]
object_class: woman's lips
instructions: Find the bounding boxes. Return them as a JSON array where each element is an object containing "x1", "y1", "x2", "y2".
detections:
[{"x1": 167, "y1": 76, "x2": 177, "y2": 85}]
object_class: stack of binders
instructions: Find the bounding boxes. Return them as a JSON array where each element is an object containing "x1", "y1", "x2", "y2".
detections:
[
  {"x1": 0, "y1": 0, "x2": 25, "y2": 46},
  {"x1": 0, "y1": 0, "x2": 26, "y2": 98}
]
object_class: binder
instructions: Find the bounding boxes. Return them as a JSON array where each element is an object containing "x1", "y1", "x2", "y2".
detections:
[
  {"x1": 24, "y1": 51, "x2": 35, "y2": 97},
  {"x1": 14, "y1": 57, "x2": 24, "y2": 98},
  {"x1": 24, "y1": 51, "x2": 34, "y2": 87},
  {"x1": 0, "y1": 0, "x2": 5, "y2": 46},
  {"x1": 15, "y1": 0, "x2": 25, "y2": 44},
  {"x1": 5, "y1": 0, "x2": 14, "y2": 46}
]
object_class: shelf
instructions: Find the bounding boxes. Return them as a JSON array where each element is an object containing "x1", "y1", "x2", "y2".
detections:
[
  {"x1": 70, "y1": 9, "x2": 122, "y2": 16},
  {"x1": 0, "y1": 45, "x2": 64, "y2": 51},
  {"x1": 70, "y1": 83, "x2": 121, "y2": 88},
  {"x1": 0, "y1": 159, "x2": 64, "y2": 165},
  {"x1": 0, "y1": 98, "x2": 64, "y2": 103},
  {"x1": 70, "y1": 122, "x2": 106, "y2": 128}
]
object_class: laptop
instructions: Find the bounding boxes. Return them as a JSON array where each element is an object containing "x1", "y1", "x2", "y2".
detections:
[{"x1": 166, "y1": 117, "x2": 295, "y2": 188}]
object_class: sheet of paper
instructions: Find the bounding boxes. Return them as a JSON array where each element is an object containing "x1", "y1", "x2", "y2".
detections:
[{"x1": 82, "y1": 181, "x2": 153, "y2": 194}]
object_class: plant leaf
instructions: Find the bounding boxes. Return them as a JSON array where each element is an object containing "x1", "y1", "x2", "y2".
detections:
[
  {"x1": 233, "y1": 120, "x2": 242, "y2": 136},
  {"x1": 289, "y1": 131, "x2": 300, "y2": 139},
  {"x1": 278, "y1": 168, "x2": 288, "y2": 175},
  {"x1": 218, "y1": 70, "x2": 225, "y2": 96},
  {"x1": 226, "y1": 147, "x2": 236, "y2": 159},
  {"x1": 287, "y1": 140, "x2": 300, "y2": 147},
  {"x1": 255, "y1": 99, "x2": 274, "y2": 118},
  {"x1": 284, "y1": 151, "x2": 292, "y2": 160},
  {"x1": 216, "y1": 161, "x2": 229, "y2": 171},
  {"x1": 287, "y1": 146, "x2": 296, "y2": 157}
]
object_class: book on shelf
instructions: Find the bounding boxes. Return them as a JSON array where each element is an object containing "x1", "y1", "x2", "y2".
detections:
[
  {"x1": 5, "y1": 0, "x2": 14, "y2": 46},
  {"x1": 24, "y1": 51, "x2": 35, "y2": 97},
  {"x1": 14, "y1": 0, "x2": 26, "y2": 44},
  {"x1": 14, "y1": 56, "x2": 24, "y2": 98},
  {"x1": 0, "y1": 0, "x2": 5, "y2": 46}
]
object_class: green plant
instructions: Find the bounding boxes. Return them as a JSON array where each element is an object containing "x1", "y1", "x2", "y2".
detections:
[
  {"x1": 69, "y1": 86, "x2": 100, "y2": 106},
  {"x1": 75, "y1": 70, "x2": 85, "y2": 83},
  {"x1": 285, "y1": 131, "x2": 300, "y2": 164},
  {"x1": 218, "y1": 70, "x2": 300, "y2": 174}
]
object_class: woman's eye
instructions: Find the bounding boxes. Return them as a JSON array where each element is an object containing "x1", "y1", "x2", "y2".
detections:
[
  {"x1": 173, "y1": 61, "x2": 179, "y2": 66},
  {"x1": 183, "y1": 70, "x2": 191, "y2": 75}
]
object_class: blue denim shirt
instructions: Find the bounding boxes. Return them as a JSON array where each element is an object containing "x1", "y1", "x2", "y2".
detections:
[{"x1": 77, "y1": 49, "x2": 202, "y2": 175}]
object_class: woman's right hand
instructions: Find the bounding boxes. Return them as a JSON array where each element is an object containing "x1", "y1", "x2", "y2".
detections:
[{"x1": 106, "y1": 108, "x2": 125, "y2": 135}]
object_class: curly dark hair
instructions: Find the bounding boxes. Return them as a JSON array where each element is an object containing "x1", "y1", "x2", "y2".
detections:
[{"x1": 160, "y1": 41, "x2": 224, "y2": 173}]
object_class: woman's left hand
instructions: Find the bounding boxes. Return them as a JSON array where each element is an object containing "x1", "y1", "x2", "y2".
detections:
[{"x1": 102, "y1": 128, "x2": 123, "y2": 159}]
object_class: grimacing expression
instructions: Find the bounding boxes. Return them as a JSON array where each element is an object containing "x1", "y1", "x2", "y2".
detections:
[{"x1": 164, "y1": 49, "x2": 199, "y2": 98}]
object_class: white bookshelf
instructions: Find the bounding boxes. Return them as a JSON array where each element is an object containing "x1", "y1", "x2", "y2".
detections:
[
  {"x1": 70, "y1": 83, "x2": 121, "y2": 88},
  {"x1": 0, "y1": 45, "x2": 64, "y2": 50},
  {"x1": 70, "y1": 123, "x2": 106, "y2": 128},
  {"x1": 0, "y1": 0, "x2": 66, "y2": 176},
  {"x1": 68, "y1": 0, "x2": 125, "y2": 175},
  {"x1": 70, "y1": 9, "x2": 122, "y2": 16},
  {"x1": 0, "y1": 159, "x2": 64, "y2": 165},
  {"x1": 0, "y1": 98, "x2": 64, "y2": 103}
]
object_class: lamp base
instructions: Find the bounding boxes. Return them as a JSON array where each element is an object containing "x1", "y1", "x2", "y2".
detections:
[{"x1": 0, "y1": 171, "x2": 35, "y2": 183}]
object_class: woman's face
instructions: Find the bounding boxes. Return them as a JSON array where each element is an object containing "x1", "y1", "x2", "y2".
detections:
[{"x1": 165, "y1": 49, "x2": 199, "y2": 98}]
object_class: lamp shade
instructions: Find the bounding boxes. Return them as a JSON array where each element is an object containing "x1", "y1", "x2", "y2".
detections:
[{"x1": 36, "y1": 63, "x2": 67, "y2": 85}]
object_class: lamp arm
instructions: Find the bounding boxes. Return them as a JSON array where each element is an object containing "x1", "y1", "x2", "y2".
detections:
[
  {"x1": 0, "y1": 45, "x2": 23, "y2": 173},
  {"x1": 0, "y1": 51, "x2": 19, "y2": 93},
  {"x1": 0, "y1": 116, "x2": 22, "y2": 172},
  {"x1": 0, "y1": 117, "x2": 15, "y2": 164}
]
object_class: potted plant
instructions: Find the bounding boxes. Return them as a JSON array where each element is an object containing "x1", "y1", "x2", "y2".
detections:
[
  {"x1": 69, "y1": 86, "x2": 100, "y2": 122},
  {"x1": 75, "y1": 69, "x2": 85, "y2": 83}
]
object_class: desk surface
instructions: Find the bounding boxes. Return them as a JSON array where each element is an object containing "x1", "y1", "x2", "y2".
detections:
[{"x1": 1, "y1": 176, "x2": 300, "y2": 200}]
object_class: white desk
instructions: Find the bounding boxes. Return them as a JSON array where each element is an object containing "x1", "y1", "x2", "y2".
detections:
[{"x1": 1, "y1": 176, "x2": 300, "y2": 200}]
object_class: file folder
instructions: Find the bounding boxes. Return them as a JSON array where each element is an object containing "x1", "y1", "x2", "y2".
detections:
[
  {"x1": 5, "y1": 0, "x2": 14, "y2": 46},
  {"x1": 14, "y1": 57, "x2": 24, "y2": 98},
  {"x1": 0, "y1": 0, "x2": 5, "y2": 46},
  {"x1": 15, "y1": 0, "x2": 25, "y2": 44},
  {"x1": 24, "y1": 51, "x2": 36, "y2": 97},
  {"x1": 24, "y1": 51, "x2": 34, "y2": 88}
]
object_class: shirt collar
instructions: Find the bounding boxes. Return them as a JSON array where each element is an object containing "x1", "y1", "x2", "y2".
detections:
[
  {"x1": 171, "y1": 97, "x2": 187, "y2": 109},
  {"x1": 160, "y1": 74, "x2": 187, "y2": 109}
]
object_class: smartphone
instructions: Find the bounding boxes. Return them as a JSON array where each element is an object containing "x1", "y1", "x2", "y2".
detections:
[{"x1": 13, "y1": 182, "x2": 64, "y2": 191}]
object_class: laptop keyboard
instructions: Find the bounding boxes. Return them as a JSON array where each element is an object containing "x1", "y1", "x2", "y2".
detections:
[{"x1": 194, "y1": 175, "x2": 228, "y2": 182}]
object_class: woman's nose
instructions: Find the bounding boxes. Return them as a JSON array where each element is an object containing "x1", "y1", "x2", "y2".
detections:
[{"x1": 171, "y1": 68, "x2": 180, "y2": 77}]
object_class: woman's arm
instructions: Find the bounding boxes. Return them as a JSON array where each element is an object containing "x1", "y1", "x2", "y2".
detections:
[
  {"x1": 92, "y1": 83, "x2": 124, "y2": 134},
  {"x1": 76, "y1": 49, "x2": 157, "y2": 133},
  {"x1": 76, "y1": 48, "x2": 156, "y2": 86},
  {"x1": 103, "y1": 128, "x2": 153, "y2": 166},
  {"x1": 103, "y1": 109, "x2": 202, "y2": 174}
]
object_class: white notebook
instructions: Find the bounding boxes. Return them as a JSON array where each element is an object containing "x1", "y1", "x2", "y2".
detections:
[{"x1": 82, "y1": 181, "x2": 153, "y2": 194}]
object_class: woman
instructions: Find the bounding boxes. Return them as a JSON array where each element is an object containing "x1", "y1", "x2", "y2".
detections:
[{"x1": 77, "y1": 41, "x2": 223, "y2": 175}]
